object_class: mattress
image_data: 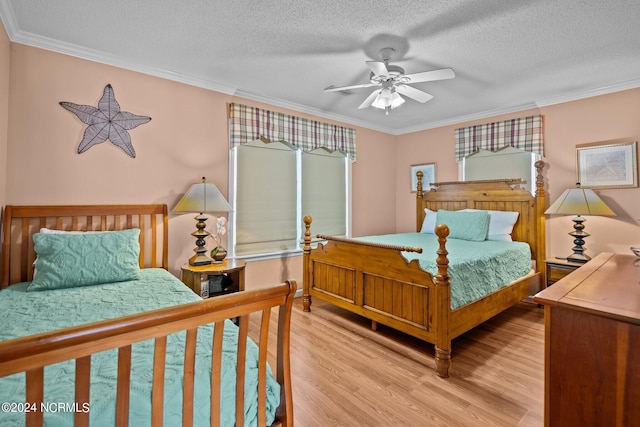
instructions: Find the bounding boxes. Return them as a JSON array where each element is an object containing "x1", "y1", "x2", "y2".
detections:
[
  {"x1": 356, "y1": 233, "x2": 532, "y2": 309},
  {"x1": 0, "y1": 268, "x2": 280, "y2": 427}
]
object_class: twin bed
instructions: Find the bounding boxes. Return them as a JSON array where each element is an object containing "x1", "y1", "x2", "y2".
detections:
[
  {"x1": 0, "y1": 204, "x2": 294, "y2": 427},
  {"x1": 303, "y1": 161, "x2": 546, "y2": 377}
]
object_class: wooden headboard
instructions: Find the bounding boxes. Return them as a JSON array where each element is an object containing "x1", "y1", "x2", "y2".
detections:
[
  {"x1": 415, "y1": 160, "x2": 546, "y2": 273},
  {"x1": 1, "y1": 204, "x2": 169, "y2": 288}
]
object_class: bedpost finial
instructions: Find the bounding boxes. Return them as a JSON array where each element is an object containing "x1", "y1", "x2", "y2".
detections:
[
  {"x1": 435, "y1": 223, "x2": 449, "y2": 238},
  {"x1": 416, "y1": 171, "x2": 423, "y2": 197},
  {"x1": 303, "y1": 216, "x2": 312, "y2": 251},
  {"x1": 534, "y1": 160, "x2": 545, "y2": 198}
]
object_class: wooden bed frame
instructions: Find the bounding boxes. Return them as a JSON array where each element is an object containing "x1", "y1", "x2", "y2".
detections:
[
  {"x1": 303, "y1": 161, "x2": 546, "y2": 378},
  {"x1": 0, "y1": 204, "x2": 294, "y2": 427}
]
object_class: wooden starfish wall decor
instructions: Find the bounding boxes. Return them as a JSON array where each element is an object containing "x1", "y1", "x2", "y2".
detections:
[{"x1": 60, "y1": 84, "x2": 151, "y2": 158}]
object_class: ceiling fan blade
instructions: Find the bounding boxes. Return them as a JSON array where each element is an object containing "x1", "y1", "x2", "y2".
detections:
[
  {"x1": 324, "y1": 82, "x2": 377, "y2": 92},
  {"x1": 396, "y1": 85, "x2": 434, "y2": 103},
  {"x1": 358, "y1": 89, "x2": 381, "y2": 109},
  {"x1": 402, "y1": 68, "x2": 455, "y2": 84},
  {"x1": 366, "y1": 61, "x2": 389, "y2": 78}
]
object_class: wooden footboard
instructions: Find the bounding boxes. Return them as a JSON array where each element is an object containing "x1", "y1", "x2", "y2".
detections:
[
  {"x1": 0, "y1": 280, "x2": 296, "y2": 427},
  {"x1": 303, "y1": 217, "x2": 453, "y2": 377}
]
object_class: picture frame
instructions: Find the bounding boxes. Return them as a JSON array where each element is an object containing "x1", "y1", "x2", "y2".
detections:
[
  {"x1": 410, "y1": 163, "x2": 436, "y2": 192},
  {"x1": 576, "y1": 139, "x2": 637, "y2": 189}
]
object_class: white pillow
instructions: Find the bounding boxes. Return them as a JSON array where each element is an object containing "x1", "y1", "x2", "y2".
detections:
[
  {"x1": 487, "y1": 210, "x2": 519, "y2": 241},
  {"x1": 462, "y1": 209, "x2": 519, "y2": 241},
  {"x1": 420, "y1": 208, "x2": 438, "y2": 234}
]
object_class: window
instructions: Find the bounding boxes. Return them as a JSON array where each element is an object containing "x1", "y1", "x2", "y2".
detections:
[
  {"x1": 302, "y1": 148, "x2": 347, "y2": 238},
  {"x1": 234, "y1": 140, "x2": 298, "y2": 256},
  {"x1": 231, "y1": 140, "x2": 350, "y2": 258},
  {"x1": 462, "y1": 147, "x2": 537, "y2": 193},
  {"x1": 455, "y1": 115, "x2": 544, "y2": 193}
]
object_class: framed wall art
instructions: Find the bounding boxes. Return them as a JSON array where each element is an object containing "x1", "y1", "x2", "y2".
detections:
[
  {"x1": 576, "y1": 139, "x2": 637, "y2": 189},
  {"x1": 410, "y1": 163, "x2": 436, "y2": 192}
]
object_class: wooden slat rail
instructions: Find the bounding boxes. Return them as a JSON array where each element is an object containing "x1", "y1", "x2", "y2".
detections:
[
  {"x1": 1, "y1": 205, "x2": 169, "y2": 288},
  {"x1": 210, "y1": 322, "x2": 225, "y2": 427},
  {"x1": 257, "y1": 309, "x2": 272, "y2": 427},
  {"x1": 183, "y1": 328, "x2": 197, "y2": 427},
  {"x1": 25, "y1": 368, "x2": 44, "y2": 426},
  {"x1": 75, "y1": 356, "x2": 91, "y2": 427},
  {"x1": 236, "y1": 315, "x2": 248, "y2": 426},
  {"x1": 116, "y1": 346, "x2": 132, "y2": 427},
  {"x1": 0, "y1": 281, "x2": 296, "y2": 427},
  {"x1": 151, "y1": 337, "x2": 167, "y2": 427}
]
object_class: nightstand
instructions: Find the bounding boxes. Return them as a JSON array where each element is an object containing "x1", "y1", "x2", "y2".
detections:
[
  {"x1": 545, "y1": 258, "x2": 584, "y2": 287},
  {"x1": 181, "y1": 259, "x2": 246, "y2": 298}
]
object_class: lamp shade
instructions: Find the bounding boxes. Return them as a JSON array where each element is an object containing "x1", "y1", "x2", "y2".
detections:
[
  {"x1": 174, "y1": 178, "x2": 232, "y2": 214},
  {"x1": 544, "y1": 187, "x2": 616, "y2": 216}
]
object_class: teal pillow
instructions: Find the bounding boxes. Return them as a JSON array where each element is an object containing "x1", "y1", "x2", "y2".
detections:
[
  {"x1": 435, "y1": 209, "x2": 489, "y2": 241},
  {"x1": 28, "y1": 229, "x2": 141, "y2": 291}
]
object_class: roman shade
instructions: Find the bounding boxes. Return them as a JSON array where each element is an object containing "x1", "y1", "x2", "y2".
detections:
[
  {"x1": 229, "y1": 103, "x2": 357, "y2": 160},
  {"x1": 455, "y1": 115, "x2": 544, "y2": 162}
]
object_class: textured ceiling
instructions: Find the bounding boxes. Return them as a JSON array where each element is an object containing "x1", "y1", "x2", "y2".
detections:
[{"x1": 1, "y1": 0, "x2": 640, "y2": 134}]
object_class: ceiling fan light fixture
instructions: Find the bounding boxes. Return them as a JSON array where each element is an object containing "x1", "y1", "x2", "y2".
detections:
[
  {"x1": 372, "y1": 89, "x2": 405, "y2": 114},
  {"x1": 390, "y1": 91, "x2": 405, "y2": 109},
  {"x1": 371, "y1": 88, "x2": 392, "y2": 109}
]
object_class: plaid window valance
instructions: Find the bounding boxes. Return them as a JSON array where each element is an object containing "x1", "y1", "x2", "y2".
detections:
[
  {"x1": 454, "y1": 115, "x2": 544, "y2": 162},
  {"x1": 229, "y1": 103, "x2": 357, "y2": 159}
]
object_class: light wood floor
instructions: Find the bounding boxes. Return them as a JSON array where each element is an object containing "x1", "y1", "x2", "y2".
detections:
[{"x1": 265, "y1": 298, "x2": 545, "y2": 427}]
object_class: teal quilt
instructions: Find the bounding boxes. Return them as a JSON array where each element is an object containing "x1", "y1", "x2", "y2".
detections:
[
  {"x1": 356, "y1": 233, "x2": 532, "y2": 309},
  {"x1": 0, "y1": 269, "x2": 280, "y2": 427}
]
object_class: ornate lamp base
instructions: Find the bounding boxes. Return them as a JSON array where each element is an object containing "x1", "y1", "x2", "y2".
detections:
[
  {"x1": 566, "y1": 215, "x2": 590, "y2": 264},
  {"x1": 188, "y1": 213, "x2": 212, "y2": 266}
]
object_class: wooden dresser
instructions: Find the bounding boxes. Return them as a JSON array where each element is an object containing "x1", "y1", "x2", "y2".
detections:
[{"x1": 533, "y1": 252, "x2": 640, "y2": 427}]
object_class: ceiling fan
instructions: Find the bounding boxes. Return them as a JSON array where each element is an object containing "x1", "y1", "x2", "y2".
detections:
[{"x1": 325, "y1": 47, "x2": 455, "y2": 115}]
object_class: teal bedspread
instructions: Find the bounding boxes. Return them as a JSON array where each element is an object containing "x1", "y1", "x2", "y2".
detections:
[
  {"x1": 0, "y1": 269, "x2": 280, "y2": 427},
  {"x1": 356, "y1": 233, "x2": 532, "y2": 310}
]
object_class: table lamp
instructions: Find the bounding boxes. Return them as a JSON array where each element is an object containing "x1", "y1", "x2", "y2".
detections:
[
  {"x1": 544, "y1": 183, "x2": 616, "y2": 263},
  {"x1": 174, "y1": 177, "x2": 232, "y2": 265}
]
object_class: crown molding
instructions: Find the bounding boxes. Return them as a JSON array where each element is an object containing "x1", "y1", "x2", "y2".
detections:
[
  {"x1": 396, "y1": 78, "x2": 640, "y2": 135},
  {"x1": 534, "y1": 77, "x2": 640, "y2": 108},
  {"x1": 0, "y1": 0, "x2": 18, "y2": 36},
  {"x1": 5, "y1": 26, "x2": 239, "y2": 96},
  {"x1": 394, "y1": 102, "x2": 540, "y2": 135}
]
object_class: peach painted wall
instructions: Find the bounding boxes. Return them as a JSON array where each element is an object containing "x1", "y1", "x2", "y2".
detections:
[
  {"x1": 396, "y1": 90, "x2": 640, "y2": 259},
  {"x1": 4, "y1": 42, "x2": 396, "y2": 288},
  {"x1": 540, "y1": 90, "x2": 640, "y2": 257},
  {"x1": 0, "y1": 21, "x2": 9, "y2": 209}
]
